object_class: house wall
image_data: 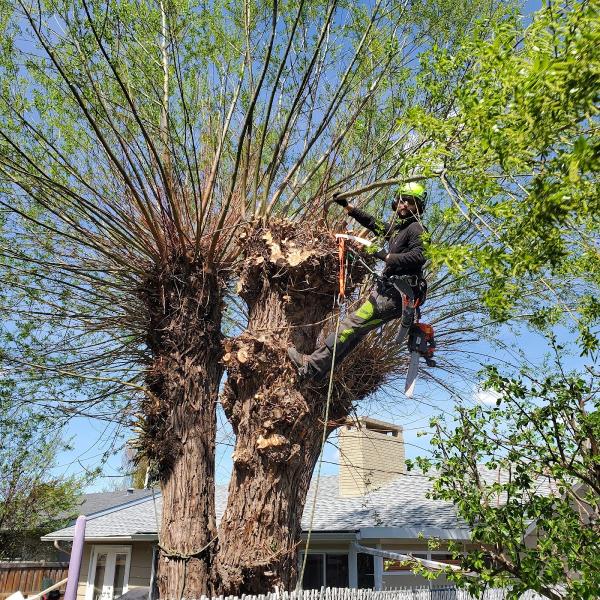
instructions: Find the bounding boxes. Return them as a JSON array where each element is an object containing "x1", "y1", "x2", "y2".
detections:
[
  {"x1": 73, "y1": 538, "x2": 455, "y2": 595},
  {"x1": 76, "y1": 542, "x2": 153, "y2": 600}
]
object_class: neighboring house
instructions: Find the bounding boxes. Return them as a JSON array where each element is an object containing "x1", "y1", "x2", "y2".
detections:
[
  {"x1": 67, "y1": 490, "x2": 157, "y2": 523},
  {"x1": 42, "y1": 417, "x2": 481, "y2": 600},
  {"x1": 0, "y1": 489, "x2": 155, "y2": 599},
  {"x1": 56, "y1": 489, "x2": 158, "y2": 560},
  {"x1": 1, "y1": 488, "x2": 155, "y2": 562}
]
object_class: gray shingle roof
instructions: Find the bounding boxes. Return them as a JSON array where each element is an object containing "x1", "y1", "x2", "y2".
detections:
[
  {"x1": 43, "y1": 473, "x2": 470, "y2": 541},
  {"x1": 56, "y1": 489, "x2": 156, "y2": 521}
]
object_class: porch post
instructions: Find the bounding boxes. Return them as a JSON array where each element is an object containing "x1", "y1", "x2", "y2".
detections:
[
  {"x1": 348, "y1": 544, "x2": 357, "y2": 588},
  {"x1": 374, "y1": 543, "x2": 383, "y2": 590},
  {"x1": 64, "y1": 516, "x2": 86, "y2": 600}
]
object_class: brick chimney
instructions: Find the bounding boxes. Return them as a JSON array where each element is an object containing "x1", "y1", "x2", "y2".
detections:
[{"x1": 338, "y1": 417, "x2": 405, "y2": 497}]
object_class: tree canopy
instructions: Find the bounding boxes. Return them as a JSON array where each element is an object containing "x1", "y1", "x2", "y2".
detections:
[{"x1": 0, "y1": 398, "x2": 84, "y2": 559}]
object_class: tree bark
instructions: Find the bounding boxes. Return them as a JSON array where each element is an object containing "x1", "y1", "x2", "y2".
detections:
[
  {"x1": 214, "y1": 221, "x2": 364, "y2": 594},
  {"x1": 137, "y1": 254, "x2": 223, "y2": 599},
  {"x1": 216, "y1": 309, "x2": 335, "y2": 593}
]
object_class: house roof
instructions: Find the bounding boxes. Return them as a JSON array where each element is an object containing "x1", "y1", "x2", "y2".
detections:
[
  {"x1": 57, "y1": 489, "x2": 156, "y2": 521},
  {"x1": 43, "y1": 473, "x2": 472, "y2": 542}
]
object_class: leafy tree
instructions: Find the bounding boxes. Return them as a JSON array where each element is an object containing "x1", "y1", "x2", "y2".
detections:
[
  {"x1": 408, "y1": 2, "x2": 600, "y2": 598},
  {"x1": 421, "y1": 0, "x2": 599, "y2": 339},
  {"x1": 414, "y1": 348, "x2": 599, "y2": 600},
  {"x1": 0, "y1": 398, "x2": 83, "y2": 559}
]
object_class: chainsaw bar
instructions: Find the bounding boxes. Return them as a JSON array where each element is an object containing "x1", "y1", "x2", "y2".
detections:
[
  {"x1": 404, "y1": 322, "x2": 436, "y2": 398},
  {"x1": 404, "y1": 351, "x2": 420, "y2": 398}
]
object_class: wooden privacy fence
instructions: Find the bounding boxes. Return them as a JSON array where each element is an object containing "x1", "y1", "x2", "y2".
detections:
[
  {"x1": 197, "y1": 588, "x2": 545, "y2": 600},
  {"x1": 0, "y1": 562, "x2": 68, "y2": 599}
]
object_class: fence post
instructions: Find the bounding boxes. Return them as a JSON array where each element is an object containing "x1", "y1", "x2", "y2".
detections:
[{"x1": 64, "y1": 516, "x2": 86, "y2": 600}]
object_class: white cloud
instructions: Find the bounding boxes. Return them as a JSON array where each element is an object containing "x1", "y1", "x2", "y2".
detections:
[{"x1": 474, "y1": 387, "x2": 502, "y2": 406}]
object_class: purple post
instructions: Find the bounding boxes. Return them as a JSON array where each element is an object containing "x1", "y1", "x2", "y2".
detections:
[{"x1": 64, "y1": 515, "x2": 86, "y2": 600}]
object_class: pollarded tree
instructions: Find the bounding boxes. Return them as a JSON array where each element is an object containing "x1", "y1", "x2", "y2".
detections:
[
  {"x1": 0, "y1": 0, "x2": 546, "y2": 595},
  {"x1": 213, "y1": 0, "x2": 600, "y2": 591},
  {"x1": 0, "y1": 0, "x2": 409, "y2": 593}
]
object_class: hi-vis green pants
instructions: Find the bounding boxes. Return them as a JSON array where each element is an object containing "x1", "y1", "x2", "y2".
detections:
[{"x1": 306, "y1": 278, "x2": 404, "y2": 377}]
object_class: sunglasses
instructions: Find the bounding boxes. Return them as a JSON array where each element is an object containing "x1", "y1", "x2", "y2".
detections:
[{"x1": 391, "y1": 196, "x2": 418, "y2": 211}]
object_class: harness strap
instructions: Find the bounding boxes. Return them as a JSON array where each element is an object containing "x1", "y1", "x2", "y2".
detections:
[{"x1": 389, "y1": 276, "x2": 416, "y2": 346}]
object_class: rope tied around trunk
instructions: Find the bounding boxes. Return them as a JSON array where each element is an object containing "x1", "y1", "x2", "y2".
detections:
[{"x1": 158, "y1": 535, "x2": 218, "y2": 561}]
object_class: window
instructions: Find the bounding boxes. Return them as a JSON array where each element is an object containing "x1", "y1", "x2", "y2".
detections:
[
  {"x1": 357, "y1": 553, "x2": 374, "y2": 589},
  {"x1": 302, "y1": 554, "x2": 324, "y2": 589},
  {"x1": 326, "y1": 554, "x2": 348, "y2": 587},
  {"x1": 86, "y1": 546, "x2": 132, "y2": 600},
  {"x1": 300, "y1": 553, "x2": 348, "y2": 589}
]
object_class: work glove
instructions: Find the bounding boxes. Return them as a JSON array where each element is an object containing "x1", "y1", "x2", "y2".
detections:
[
  {"x1": 365, "y1": 244, "x2": 388, "y2": 262},
  {"x1": 332, "y1": 192, "x2": 348, "y2": 208}
]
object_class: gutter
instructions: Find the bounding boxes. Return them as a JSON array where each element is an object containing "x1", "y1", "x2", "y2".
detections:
[
  {"x1": 358, "y1": 526, "x2": 471, "y2": 541},
  {"x1": 44, "y1": 527, "x2": 471, "y2": 544},
  {"x1": 299, "y1": 531, "x2": 358, "y2": 541},
  {"x1": 42, "y1": 533, "x2": 161, "y2": 542}
]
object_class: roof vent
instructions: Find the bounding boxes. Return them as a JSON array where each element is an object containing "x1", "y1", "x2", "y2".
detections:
[{"x1": 126, "y1": 487, "x2": 135, "y2": 494}]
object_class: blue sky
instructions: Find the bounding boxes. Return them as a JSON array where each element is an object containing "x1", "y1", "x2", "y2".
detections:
[
  {"x1": 49, "y1": 0, "x2": 554, "y2": 492},
  {"x1": 53, "y1": 316, "x2": 585, "y2": 492}
]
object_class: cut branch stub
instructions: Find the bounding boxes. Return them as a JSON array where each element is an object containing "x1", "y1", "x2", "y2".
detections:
[{"x1": 235, "y1": 218, "x2": 366, "y2": 351}]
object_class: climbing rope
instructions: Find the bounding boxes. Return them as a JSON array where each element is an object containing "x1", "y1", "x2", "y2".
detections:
[{"x1": 297, "y1": 244, "x2": 349, "y2": 589}]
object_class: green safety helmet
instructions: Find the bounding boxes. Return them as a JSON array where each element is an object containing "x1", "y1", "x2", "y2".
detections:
[{"x1": 392, "y1": 181, "x2": 427, "y2": 213}]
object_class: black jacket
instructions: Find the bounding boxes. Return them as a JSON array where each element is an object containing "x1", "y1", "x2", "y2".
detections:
[{"x1": 348, "y1": 207, "x2": 426, "y2": 278}]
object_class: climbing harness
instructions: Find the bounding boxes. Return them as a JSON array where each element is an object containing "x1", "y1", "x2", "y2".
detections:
[
  {"x1": 386, "y1": 274, "x2": 436, "y2": 398},
  {"x1": 388, "y1": 274, "x2": 417, "y2": 346},
  {"x1": 333, "y1": 231, "x2": 437, "y2": 398}
]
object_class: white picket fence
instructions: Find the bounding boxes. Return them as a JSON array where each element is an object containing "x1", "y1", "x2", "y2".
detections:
[{"x1": 199, "y1": 587, "x2": 545, "y2": 600}]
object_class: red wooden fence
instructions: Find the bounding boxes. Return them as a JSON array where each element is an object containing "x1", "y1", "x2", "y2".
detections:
[{"x1": 0, "y1": 562, "x2": 68, "y2": 599}]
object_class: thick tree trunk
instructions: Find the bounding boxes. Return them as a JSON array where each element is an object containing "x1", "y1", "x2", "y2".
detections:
[
  {"x1": 137, "y1": 255, "x2": 223, "y2": 599},
  {"x1": 214, "y1": 222, "x2": 357, "y2": 594},
  {"x1": 155, "y1": 362, "x2": 220, "y2": 599},
  {"x1": 216, "y1": 323, "x2": 331, "y2": 593}
]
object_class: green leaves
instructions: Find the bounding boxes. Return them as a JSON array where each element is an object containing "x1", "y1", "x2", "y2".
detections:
[
  {"x1": 418, "y1": 0, "x2": 600, "y2": 355},
  {"x1": 421, "y1": 351, "x2": 600, "y2": 599},
  {"x1": 0, "y1": 399, "x2": 85, "y2": 558}
]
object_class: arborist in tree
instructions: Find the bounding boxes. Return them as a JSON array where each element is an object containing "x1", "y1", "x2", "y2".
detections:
[{"x1": 288, "y1": 182, "x2": 428, "y2": 380}]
